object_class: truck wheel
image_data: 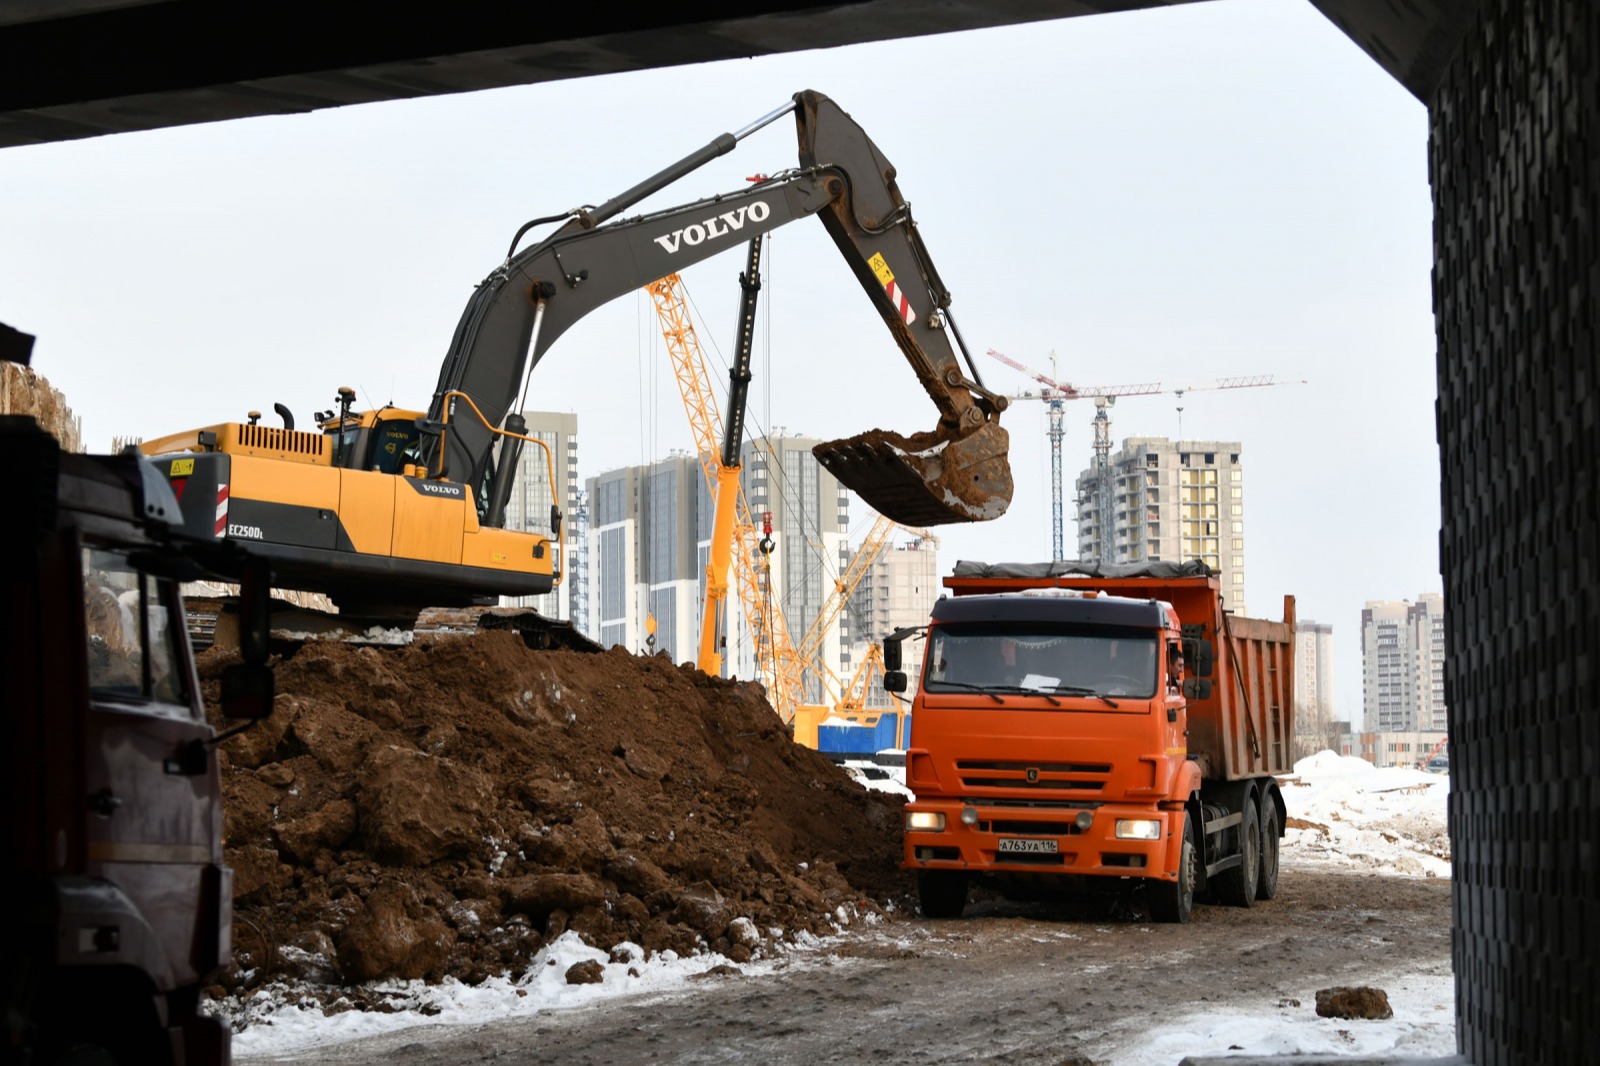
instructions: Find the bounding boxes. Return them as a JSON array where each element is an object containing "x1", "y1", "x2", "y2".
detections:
[
  {"x1": 1216, "y1": 798, "x2": 1260, "y2": 908},
  {"x1": 1256, "y1": 794, "x2": 1281, "y2": 901},
  {"x1": 917, "y1": 871, "x2": 968, "y2": 919},
  {"x1": 1149, "y1": 813, "x2": 1195, "y2": 924}
]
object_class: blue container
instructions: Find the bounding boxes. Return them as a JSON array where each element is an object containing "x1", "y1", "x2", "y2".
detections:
[{"x1": 817, "y1": 714, "x2": 902, "y2": 758}]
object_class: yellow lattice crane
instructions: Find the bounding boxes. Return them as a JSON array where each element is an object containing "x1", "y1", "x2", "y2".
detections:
[{"x1": 647, "y1": 250, "x2": 804, "y2": 720}]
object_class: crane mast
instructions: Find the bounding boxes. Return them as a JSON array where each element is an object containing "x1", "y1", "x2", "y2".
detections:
[{"x1": 987, "y1": 349, "x2": 1304, "y2": 563}]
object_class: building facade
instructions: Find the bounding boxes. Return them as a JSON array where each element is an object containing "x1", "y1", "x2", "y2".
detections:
[
  {"x1": 1075, "y1": 436, "x2": 1247, "y2": 613},
  {"x1": 501, "y1": 411, "x2": 580, "y2": 620},
  {"x1": 738, "y1": 432, "x2": 850, "y2": 696},
  {"x1": 848, "y1": 533, "x2": 941, "y2": 707},
  {"x1": 1361, "y1": 594, "x2": 1446, "y2": 733},
  {"x1": 586, "y1": 453, "x2": 706, "y2": 661},
  {"x1": 1294, "y1": 620, "x2": 1337, "y2": 732},
  {"x1": 584, "y1": 432, "x2": 852, "y2": 689}
]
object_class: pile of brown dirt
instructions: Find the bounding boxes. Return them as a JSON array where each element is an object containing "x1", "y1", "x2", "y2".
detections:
[{"x1": 201, "y1": 631, "x2": 909, "y2": 993}]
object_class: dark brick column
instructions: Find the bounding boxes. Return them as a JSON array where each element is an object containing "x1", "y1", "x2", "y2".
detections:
[{"x1": 1430, "y1": 0, "x2": 1600, "y2": 1061}]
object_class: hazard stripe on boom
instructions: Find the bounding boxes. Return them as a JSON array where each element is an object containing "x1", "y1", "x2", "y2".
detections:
[{"x1": 884, "y1": 279, "x2": 917, "y2": 325}]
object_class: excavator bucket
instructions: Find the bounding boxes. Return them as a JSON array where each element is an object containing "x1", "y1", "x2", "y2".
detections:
[{"x1": 814, "y1": 421, "x2": 1012, "y2": 526}]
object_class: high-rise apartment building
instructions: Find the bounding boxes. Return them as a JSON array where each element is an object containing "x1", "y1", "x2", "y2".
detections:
[
  {"x1": 1295, "y1": 620, "x2": 1337, "y2": 729},
  {"x1": 1075, "y1": 437, "x2": 1247, "y2": 613},
  {"x1": 739, "y1": 432, "x2": 850, "y2": 696},
  {"x1": 848, "y1": 533, "x2": 940, "y2": 707},
  {"x1": 587, "y1": 453, "x2": 706, "y2": 660},
  {"x1": 502, "y1": 411, "x2": 580, "y2": 620},
  {"x1": 1361, "y1": 594, "x2": 1446, "y2": 733},
  {"x1": 585, "y1": 432, "x2": 851, "y2": 693}
]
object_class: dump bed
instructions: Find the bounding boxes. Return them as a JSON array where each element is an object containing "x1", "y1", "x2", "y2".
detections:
[{"x1": 946, "y1": 560, "x2": 1295, "y2": 780}]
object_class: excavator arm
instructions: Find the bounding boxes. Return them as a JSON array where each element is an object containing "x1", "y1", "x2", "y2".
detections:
[{"x1": 425, "y1": 89, "x2": 1012, "y2": 529}]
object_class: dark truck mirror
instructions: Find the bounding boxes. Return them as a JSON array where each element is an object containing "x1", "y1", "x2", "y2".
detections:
[
  {"x1": 881, "y1": 625, "x2": 925, "y2": 695},
  {"x1": 1183, "y1": 636, "x2": 1216, "y2": 678}
]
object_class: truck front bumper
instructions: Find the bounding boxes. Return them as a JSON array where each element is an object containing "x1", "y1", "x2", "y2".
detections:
[{"x1": 902, "y1": 801, "x2": 1182, "y2": 882}]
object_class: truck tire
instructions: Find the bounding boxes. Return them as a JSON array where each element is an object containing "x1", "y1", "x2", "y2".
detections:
[
  {"x1": 1149, "y1": 813, "x2": 1195, "y2": 924},
  {"x1": 1256, "y1": 793, "x2": 1281, "y2": 901},
  {"x1": 1215, "y1": 798, "x2": 1259, "y2": 908},
  {"x1": 917, "y1": 871, "x2": 968, "y2": 919}
]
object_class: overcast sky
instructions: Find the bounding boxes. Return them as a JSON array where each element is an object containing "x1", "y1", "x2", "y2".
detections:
[{"x1": 0, "y1": 0, "x2": 1436, "y2": 724}]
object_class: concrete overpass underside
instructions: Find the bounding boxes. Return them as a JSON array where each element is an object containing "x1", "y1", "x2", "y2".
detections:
[{"x1": 4, "y1": 2, "x2": 1594, "y2": 1064}]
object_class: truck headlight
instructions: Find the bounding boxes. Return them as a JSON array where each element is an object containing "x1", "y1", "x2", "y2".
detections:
[
  {"x1": 1114, "y1": 819, "x2": 1162, "y2": 840},
  {"x1": 906, "y1": 811, "x2": 946, "y2": 832}
]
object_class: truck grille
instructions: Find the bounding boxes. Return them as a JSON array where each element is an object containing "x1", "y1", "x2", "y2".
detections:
[
  {"x1": 956, "y1": 760, "x2": 1111, "y2": 792},
  {"x1": 985, "y1": 820, "x2": 1084, "y2": 836}
]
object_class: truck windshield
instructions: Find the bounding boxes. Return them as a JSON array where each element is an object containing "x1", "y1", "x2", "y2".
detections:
[
  {"x1": 82, "y1": 546, "x2": 188, "y2": 707},
  {"x1": 923, "y1": 622, "x2": 1158, "y2": 700}
]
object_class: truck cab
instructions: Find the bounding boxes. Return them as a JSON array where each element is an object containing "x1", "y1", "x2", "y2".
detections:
[
  {"x1": 892, "y1": 560, "x2": 1293, "y2": 924},
  {"x1": 3, "y1": 414, "x2": 273, "y2": 1066}
]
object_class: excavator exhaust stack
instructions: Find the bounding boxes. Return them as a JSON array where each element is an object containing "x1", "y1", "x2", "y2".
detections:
[{"x1": 814, "y1": 420, "x2": 1012, "y2": 526}]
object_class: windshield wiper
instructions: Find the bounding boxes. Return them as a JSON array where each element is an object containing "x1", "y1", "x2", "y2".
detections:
[
  {"x1": 985, "y1": 684, "x2": 1061, "y2": 706},
  {"x1": 927, "y1": 680, "x2": 1006, "y2": 703},
  {"x1": 1045, "y1": 685, "x2": 1119, "y2": 708}
]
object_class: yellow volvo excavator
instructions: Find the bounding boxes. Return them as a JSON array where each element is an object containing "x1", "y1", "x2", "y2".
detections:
[{"x1": 142, "y1": 90, "x2": 1014, "y2": 617}]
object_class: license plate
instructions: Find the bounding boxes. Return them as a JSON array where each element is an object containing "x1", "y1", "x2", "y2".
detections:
[{"x1": 997, "y1": 837, "x2": 1058, "y2": 854}]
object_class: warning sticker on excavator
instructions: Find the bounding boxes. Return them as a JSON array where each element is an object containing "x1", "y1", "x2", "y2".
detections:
[
  {"x1": 169, "y1": 458, "x2": 194, "y2": 477},
  {"x1": 869, "y1": 252, "x2": 917, "y2": 326},
  {"x1": 868, "y1": 252, "x2": 895, "y2": 287}
]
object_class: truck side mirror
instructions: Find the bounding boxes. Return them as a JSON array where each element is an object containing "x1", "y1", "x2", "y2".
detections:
[
  {"x1": 1184, "y1": 637, "x2": 1216, "y2": 678},
  {"x1": 550, "y1": 505, "x2": 562, "y2": 537},
  {"x1": 883, "y1": 670, "x2": 907, "y2": 694},
  {"x1": 883, "y1": 638, "x2": 902, "y2": 672},
  {"x1": 221, "y1": 663, "x2": 275, "y2": 720}
]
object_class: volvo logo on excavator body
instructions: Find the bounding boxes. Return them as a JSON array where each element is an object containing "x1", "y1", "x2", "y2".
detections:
[{"x1": 652, "y1": 202, "x2": 772, "y2": 255}]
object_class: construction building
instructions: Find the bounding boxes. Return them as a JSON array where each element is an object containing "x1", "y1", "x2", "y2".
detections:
[
  {"x1": 585, "y1": 431, "x2": 850, "y2": 688},
  {"x1": 738, "y1": 431, "x2": 851, "y2": 695},
  {"x1": 849, "y1": 532, "x2": 941, "y2": 707},
  {"x1": 501, "y1": 411, "x2": 581, "y2": 622},
  {"x1": 587, "y1": 452, "x2": 706, "y2": 660},
  {"x1": 1361, "y1": 594, "x2": 1447, "y2": 733},
  {"x1": 1295, "y1": 619, "x2": 1337, "y2": 723},
  {"x1": 1074, "y1": 437, "x2": 1247, "y2": 614}
]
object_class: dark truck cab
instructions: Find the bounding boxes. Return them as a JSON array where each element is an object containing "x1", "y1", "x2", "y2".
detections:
[{"x1": 2, "y1": 414, "x2": 272, "y2": 1066}]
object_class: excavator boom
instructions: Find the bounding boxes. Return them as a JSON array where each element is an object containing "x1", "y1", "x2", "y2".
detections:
[{"x1": 428, "y1": 90, "x2": 1011, "y2": 529}]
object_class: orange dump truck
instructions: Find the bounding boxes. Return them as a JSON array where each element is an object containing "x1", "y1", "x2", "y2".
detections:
[{"x1": 886, "y1": 560, "x2": 1294, "y2": 923}]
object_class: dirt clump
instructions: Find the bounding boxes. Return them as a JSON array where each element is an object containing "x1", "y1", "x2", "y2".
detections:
[
  {"x1": 201, "y1": 631, "x2": 908, "y2": 992},
  {"x1": 1314, "y1": 986, "x2": 1394, "y2": 1020}
]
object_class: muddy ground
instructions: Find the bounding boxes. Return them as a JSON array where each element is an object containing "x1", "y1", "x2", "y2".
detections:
[{"x1": 235, "y1": 869, "x2": 1453, "y2": 1065}]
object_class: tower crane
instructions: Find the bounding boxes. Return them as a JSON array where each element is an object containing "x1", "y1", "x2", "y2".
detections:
[{"x1": 986, "y1": 349, "x2": 1303, "y2": 562}]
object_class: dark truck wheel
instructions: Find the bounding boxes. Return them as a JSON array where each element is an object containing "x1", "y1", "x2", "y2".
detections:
[
  {"x1": 1149, "y1": 813, "x2": 1196, "y2": 924},
  {"x1": 1216, "y1": 797, "x2": 1260, "y2": 908},
  {"x1": 1256, "y1": 793, "x2": 1281, "y2": 901},
  {"x1": 917, "y1": 871, "x2": 969, "y2": 918}
]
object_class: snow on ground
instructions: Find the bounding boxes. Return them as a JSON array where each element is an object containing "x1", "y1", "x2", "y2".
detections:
[
  {"x1": 226, "y1": 751, "x2": 1454, "y2": 1060},
  {"x1": 1279, "y1": 749, "x2": 1451, "y2": 878},
  {"x1": 1106, "y1": 971, "x2": 1457, "y2": 1066}
]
